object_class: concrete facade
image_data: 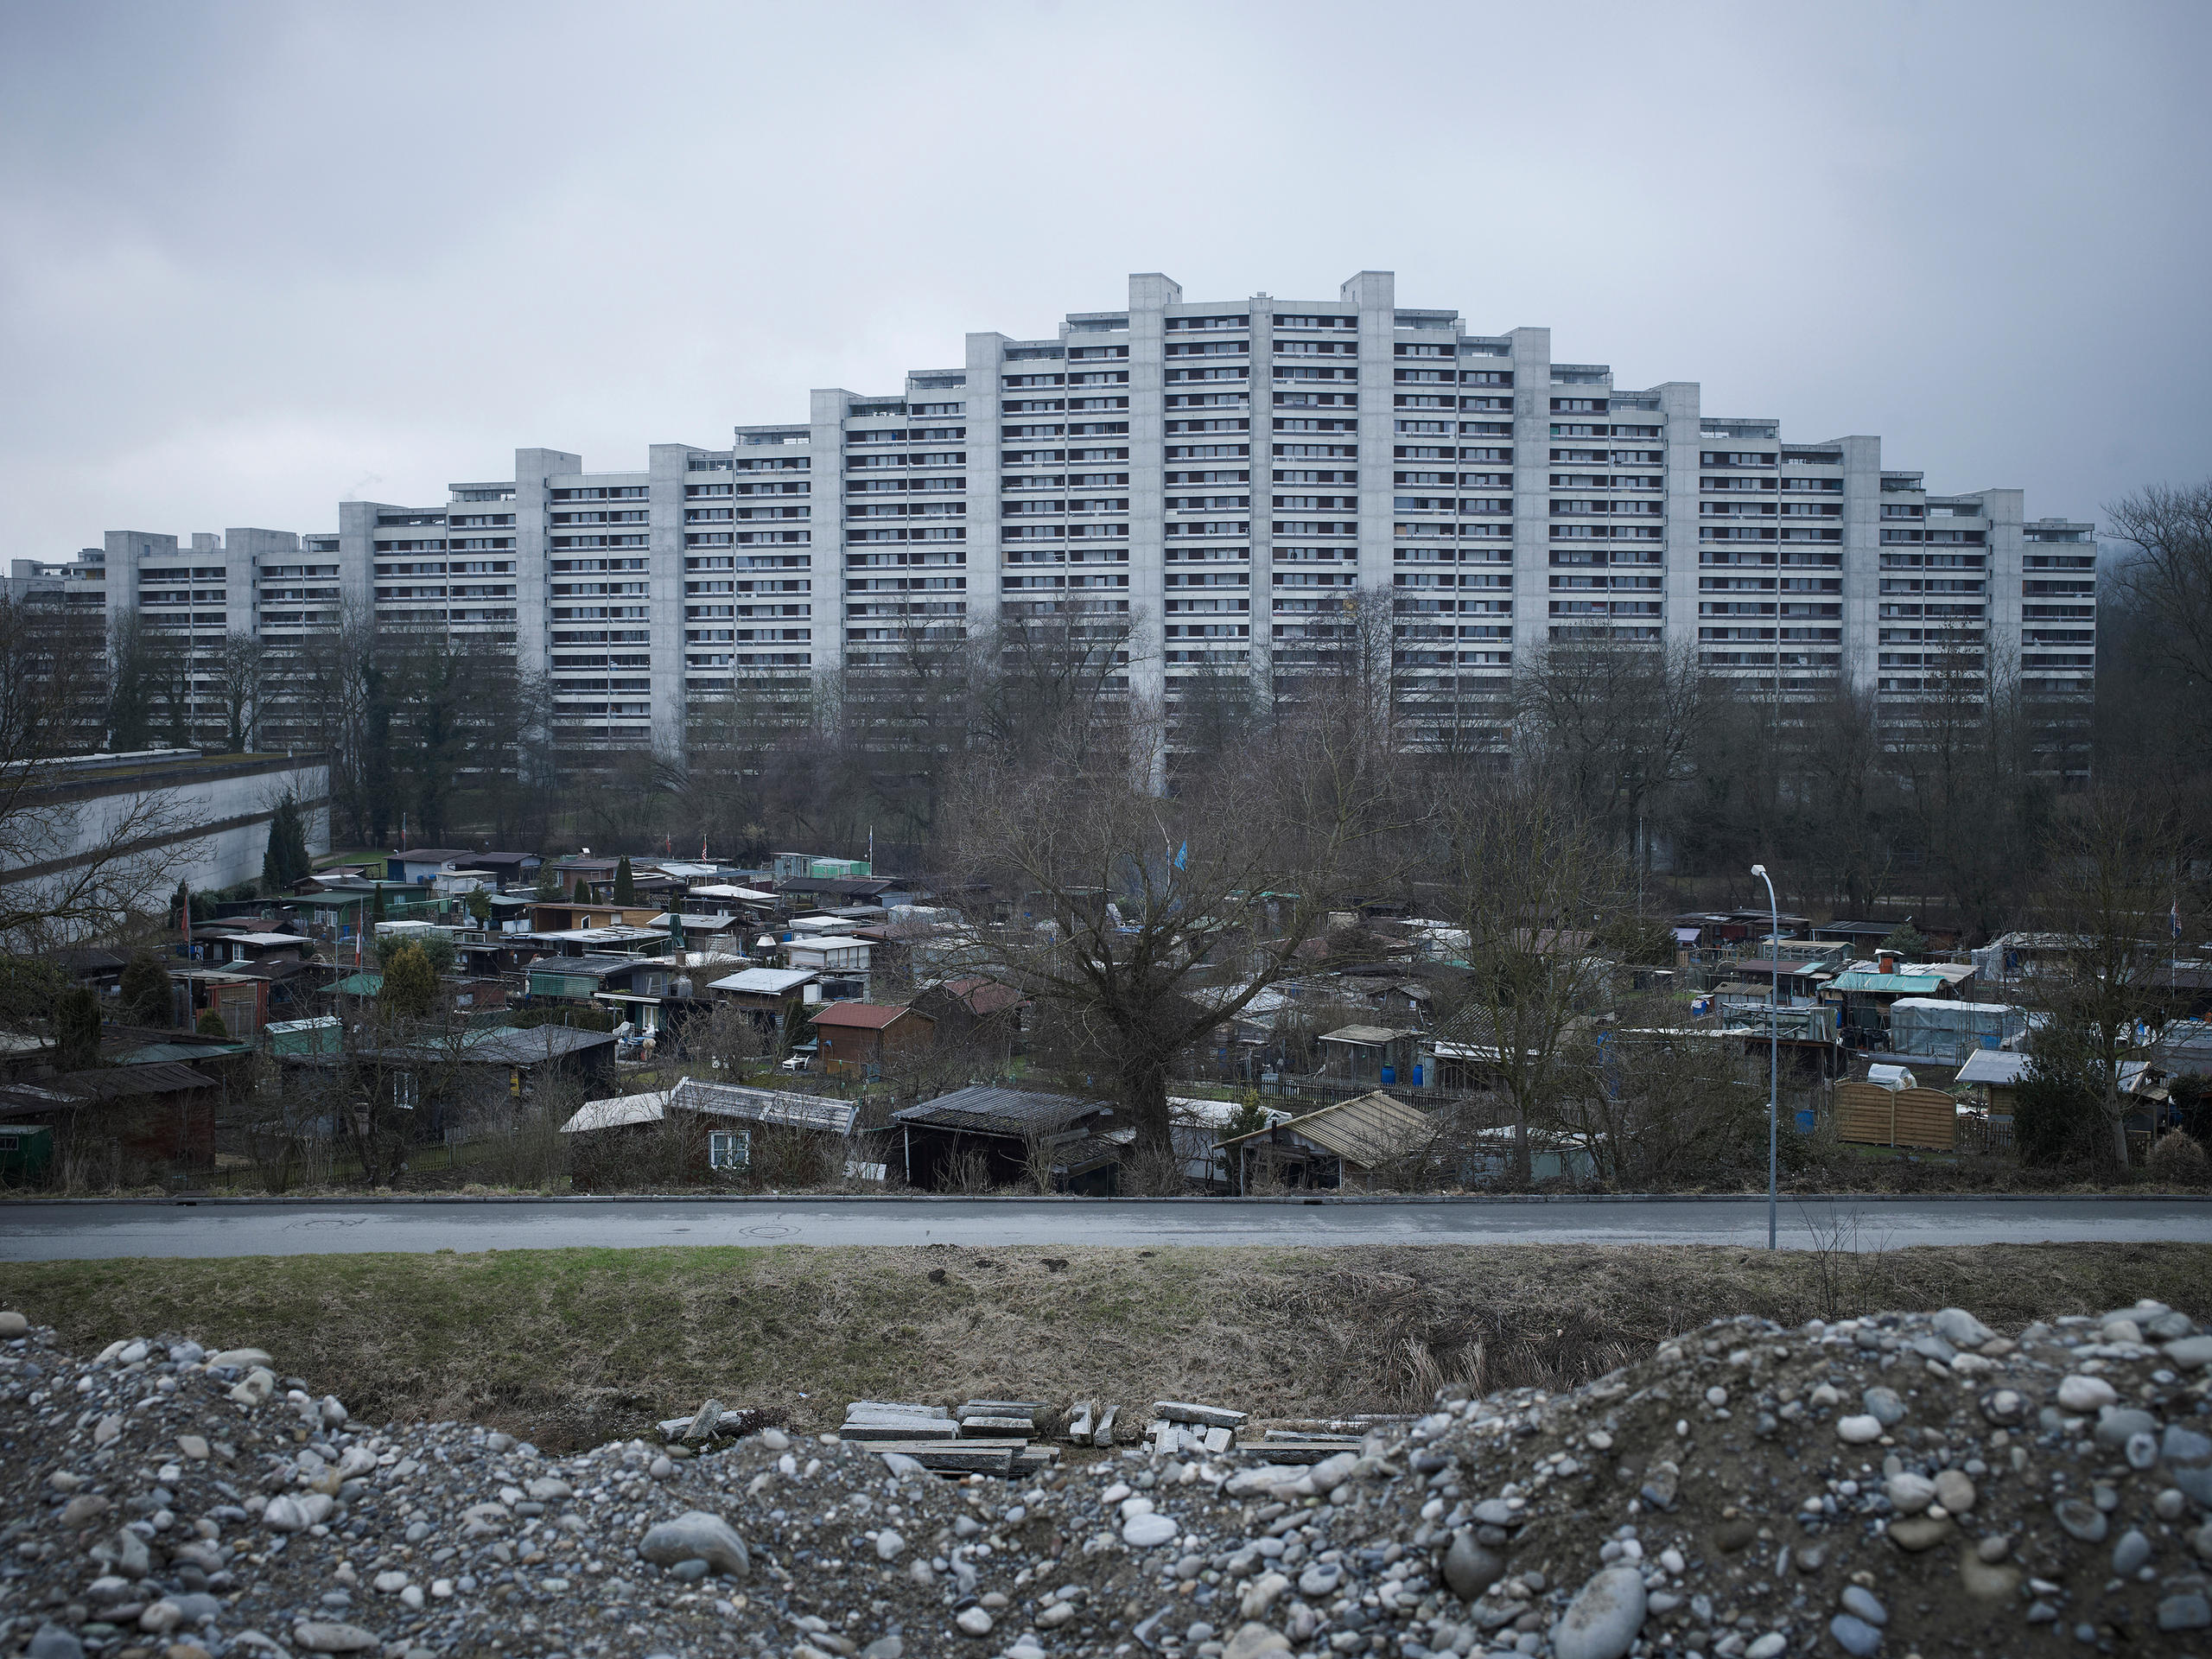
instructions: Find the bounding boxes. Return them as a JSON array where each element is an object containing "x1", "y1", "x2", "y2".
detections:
[
  {"x1": 0, "y1": 753, "x2": 331, "y2": 928},
  {"x1": 54, "y1": 270, "x2": 2096, "y2": 766}
]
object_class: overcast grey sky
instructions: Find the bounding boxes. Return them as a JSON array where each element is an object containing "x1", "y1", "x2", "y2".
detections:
[{"x1": 3, "y1": 1, "x2": 2206, "y2": 552}]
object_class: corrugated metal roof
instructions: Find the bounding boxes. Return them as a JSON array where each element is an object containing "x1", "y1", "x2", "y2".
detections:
[
  {"x1": 670, "y1": 1077, "x2": 856, "y2": 1135},
  {"x1": 562, "y1": 1090, "x2": 671, "y2": 1134},
  {"x1": 1218, "y1": 1090, "x2": 1431, "y2": 1166}
]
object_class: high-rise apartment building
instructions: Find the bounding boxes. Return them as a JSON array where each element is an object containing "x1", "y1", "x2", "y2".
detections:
[{"x1": 60, "y1": 270, "x2": 2097, "y2": 763}]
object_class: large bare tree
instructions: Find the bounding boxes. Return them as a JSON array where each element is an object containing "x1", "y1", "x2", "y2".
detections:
[
  {"x1": 939, "y1": 706, "x2": 1395, "y2": 1173},
  {"x1": 1516, "y1": 638, "x2": 1710, "y2": 862}
]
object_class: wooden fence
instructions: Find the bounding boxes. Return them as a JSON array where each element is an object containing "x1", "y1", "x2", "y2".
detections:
[{"x1": 1834, "y1": 1081, "x2": 1957, "y2": 1151}]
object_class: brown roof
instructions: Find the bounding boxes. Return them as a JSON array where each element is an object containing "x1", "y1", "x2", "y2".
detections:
[
  {"x1": 940, "y1": 978, "x2": 1027, "y2": 1016},
  {"x1": 810, "y1": 1001, "x2": 931, "y2": 1031}
]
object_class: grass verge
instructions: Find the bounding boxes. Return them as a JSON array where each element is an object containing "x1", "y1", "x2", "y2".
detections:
[{"x1": 3, "y1": 1241, "x2": 2203, "y2": 1453}]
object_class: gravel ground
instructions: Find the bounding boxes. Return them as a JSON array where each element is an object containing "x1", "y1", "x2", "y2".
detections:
[{"x1": 3, "y1": 1299, "x2": 2210, "y2": 1659}]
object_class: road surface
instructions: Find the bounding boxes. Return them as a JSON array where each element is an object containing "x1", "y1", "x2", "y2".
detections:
[{"x1": 2, "y1": 1196, "x2": 2209, "y2": 1261}]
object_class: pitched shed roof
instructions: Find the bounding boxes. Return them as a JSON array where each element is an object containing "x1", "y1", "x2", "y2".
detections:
[
  {"x1": 1217, "y1": 1089, "x2": 1432, "y2": 1168},
  {"x1": 936, "y1": 978, "x2": 1027, "y2": 1016},
  {"x1": 1955, "y1": 1049, "x2": 2031, "y2": 1086},
  {"x1": 811, "y1": 1002, "x2": 929, "y2": 1031},
  {"x1": 892, "y1": 1085, "x2": 1109, "y2": 1135},
  {"x1": 669, "y1": 1077, "x2": 857, "y2": 1135},
  {"x1": 53, "y1": 1062, "x2": 216, "y2": 1101},
  {"x1": 561, "y1": 1090, "x2": 673, "y2": 1134},
  {"x1": 1319, "y1": 1024, "x2": 1412, "y2": 1046}
]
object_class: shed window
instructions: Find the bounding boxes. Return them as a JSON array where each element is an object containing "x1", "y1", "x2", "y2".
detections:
[{"x1": 709, "y1": 1129, "x2": 750, "y2": 1169}]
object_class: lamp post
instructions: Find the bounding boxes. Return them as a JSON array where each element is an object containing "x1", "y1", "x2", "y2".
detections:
[{"x1": 1751, "y1": 862, "x2": 1779, "y2": 1249}]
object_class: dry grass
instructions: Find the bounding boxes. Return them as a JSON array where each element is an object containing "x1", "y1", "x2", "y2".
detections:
[{"x1": 3, "y1": 1241, "x2": 2203, "y2": 1453}]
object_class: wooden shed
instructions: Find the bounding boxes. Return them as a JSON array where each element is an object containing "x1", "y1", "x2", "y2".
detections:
[{"x1": 1216, "y1": 1089, "x2": 1435, "y2": 1192}]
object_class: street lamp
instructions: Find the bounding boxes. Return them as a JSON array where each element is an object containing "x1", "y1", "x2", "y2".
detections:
[{"x1": 1750, "y1": 863, "x2": 1779, "y2": 1249}]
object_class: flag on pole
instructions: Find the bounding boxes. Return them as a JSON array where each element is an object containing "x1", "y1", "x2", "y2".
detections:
[{"x1": 2173, "y1": 902, "x2": 2183, "y2": 939}]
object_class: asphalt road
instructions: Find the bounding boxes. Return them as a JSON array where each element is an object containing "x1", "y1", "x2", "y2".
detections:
[{"x1": 1, "y1": 1196, "x2": 2209, "y2": 1261}]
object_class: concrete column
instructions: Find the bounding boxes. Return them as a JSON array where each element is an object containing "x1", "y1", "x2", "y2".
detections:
[
  {"x1": 1509, "y1": 327, "x2": 1553, "y2": 669},
  {"x1": 511, "y1": 449, "x2": 581, "y2": 689},
  {"x1": 808, "y1": 390, "x2": 852, "y2": 680},
  {"x1": 963, "y1": 334, "x2": 1007, "y2": 639},
  {"x1": 1125, "y1": 273, "x2": 1179, "y2": 717},
  {"x1": 1979, "y1": 486, "x2": 2025, "y2": 683},
  {"x1": 1659, "y1": 382, "x2": 1703, "y2": 661},
  {"x1": 1245, "y1": 295, "x2": 1274, "y2": 683},
  {"x1": 1343, "y1": 270, "x2": 1396, "y2": 600},
  {"x1": 1837, "y1": 435, "x2": 1883, "y2": 696},
  {"x1": 647, "y1": 443, "x2": 690, "y2": 759}
]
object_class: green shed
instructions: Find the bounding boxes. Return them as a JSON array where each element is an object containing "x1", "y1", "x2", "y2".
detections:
[{"x1": 0, "y1": 1124, "x2": 54, "y2": 1183}]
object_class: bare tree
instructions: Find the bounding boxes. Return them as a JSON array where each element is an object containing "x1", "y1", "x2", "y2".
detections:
[
  {"x1": 2107, "y1": 480, "x2": 2212, "y2": 738},
  {"x1": 209, "y1": 632, "x2": 271, "y2": 753},
  {"x1": 0, "y1": 594, "x2": 188, "y2": 948},
  {"x1": 1428, "y1": 767, "x2": 1628, "y2": 1184},
  {"x1": 939, "y1": 710, "x2": 1391, "y2": 1168},
  {"x1": 2026, "y1": 791, "x2": 2181, "y2": 1170},
  {"x1": 1516, "y1": 638, "x2": 1710, "y2": 859}
]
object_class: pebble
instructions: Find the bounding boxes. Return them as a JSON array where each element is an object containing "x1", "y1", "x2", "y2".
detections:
[
  {"x1": 2054, "y1": 1498, "x2": 2108, "y2": 1543},
  {"x1": 1886, "y1": 1516, "x2": 1953, "y2": 1552},
  {"x1": 2165, "y1": 1335, "x2": 2212, "y2": 1370},
  {"x1": 1861, "y1": 1386, "x2": 1905, "y2": 1426},
  {"x1": 2112, "y1": 1528, "x2": 2151, "y2": 1574},
  {"x1": 1443, "y1": 1531, "x2": 1505, "y2": 1599},
  {"x1": 1933, "y1": 1307, "x2": 1994, "y2": 1347},
  {"x1": 289, "y1": 1623, "x2": 378, "y2": 1654},
  {"x1": 954, "y1": 1606, "x2": 994, "y2": 1637},
  {"x1": 1884, "y1": 1471, "x2": 1935, "y2": 1514},
  {"x1": 1959, "y1": 1554, "x2": 2020, "y2": 1600},
  {"x1": 1549, "y1": 1567, "x2": 1646, "y2": 1659},
  {"x1": 1829, "y1": 1612, "x2": 1883, "y2": 1656},
  {"x1": 874, "y1": 1528, "x2": 905, "y2": 1560},
  {"x1": 2056, "y1": 1374, "x2": 2118, "y2": 1411},
  {"x1": 1123, "y1": 1512, "x2": 1179, "y2": 1547},
  {"x1": 1836, "y1": 1414, "x2": 1884, "y2": 1444},
  {"x1": 638, "y1": 1510, "x2": 750, "y2": 1579},
  {"x1": 1932, "y1": 1469, "x2": 1975, "y2": 1513},
  {"x1": 1840, "y1": 1585, "x2": 1888, "y2": 1624},
  {"x1": 0, "y1": 1310, "x2": 27, "y2": 1338},
  {"x1": 2158, "y1": 1592, "x2": 2212, "y2": 1631}
]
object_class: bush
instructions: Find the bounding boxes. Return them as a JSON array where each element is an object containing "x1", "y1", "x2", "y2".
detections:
[
  {"x1": 380, "y1": 942, "x2": 437, "y2": 1019},
  {"x1": 2146, "y1": 1128, "x2": 2210, "y2": 1184},
  {"x1": 2014, "y1": 1039, "x2": 2105, "y2": 1168},
  {"x1": 195, "y1": 1009, "x2": 231, "y2": 1039},
  {"x1": 263, "y1": 796, "x2": 313, "y2": 888},
  {"x1": 119, "y1": 948, "x2": 174, "y2": 1027},
  {"x1": 1878, "y1": 922, "x2": 1930, "y2": 960},
  {"x1": 509, "y1": 1004, "x2": 616, "y2": 1033},
  {"x1": 54, "y1": 988, "x2": 101, "y2": 1068}
]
